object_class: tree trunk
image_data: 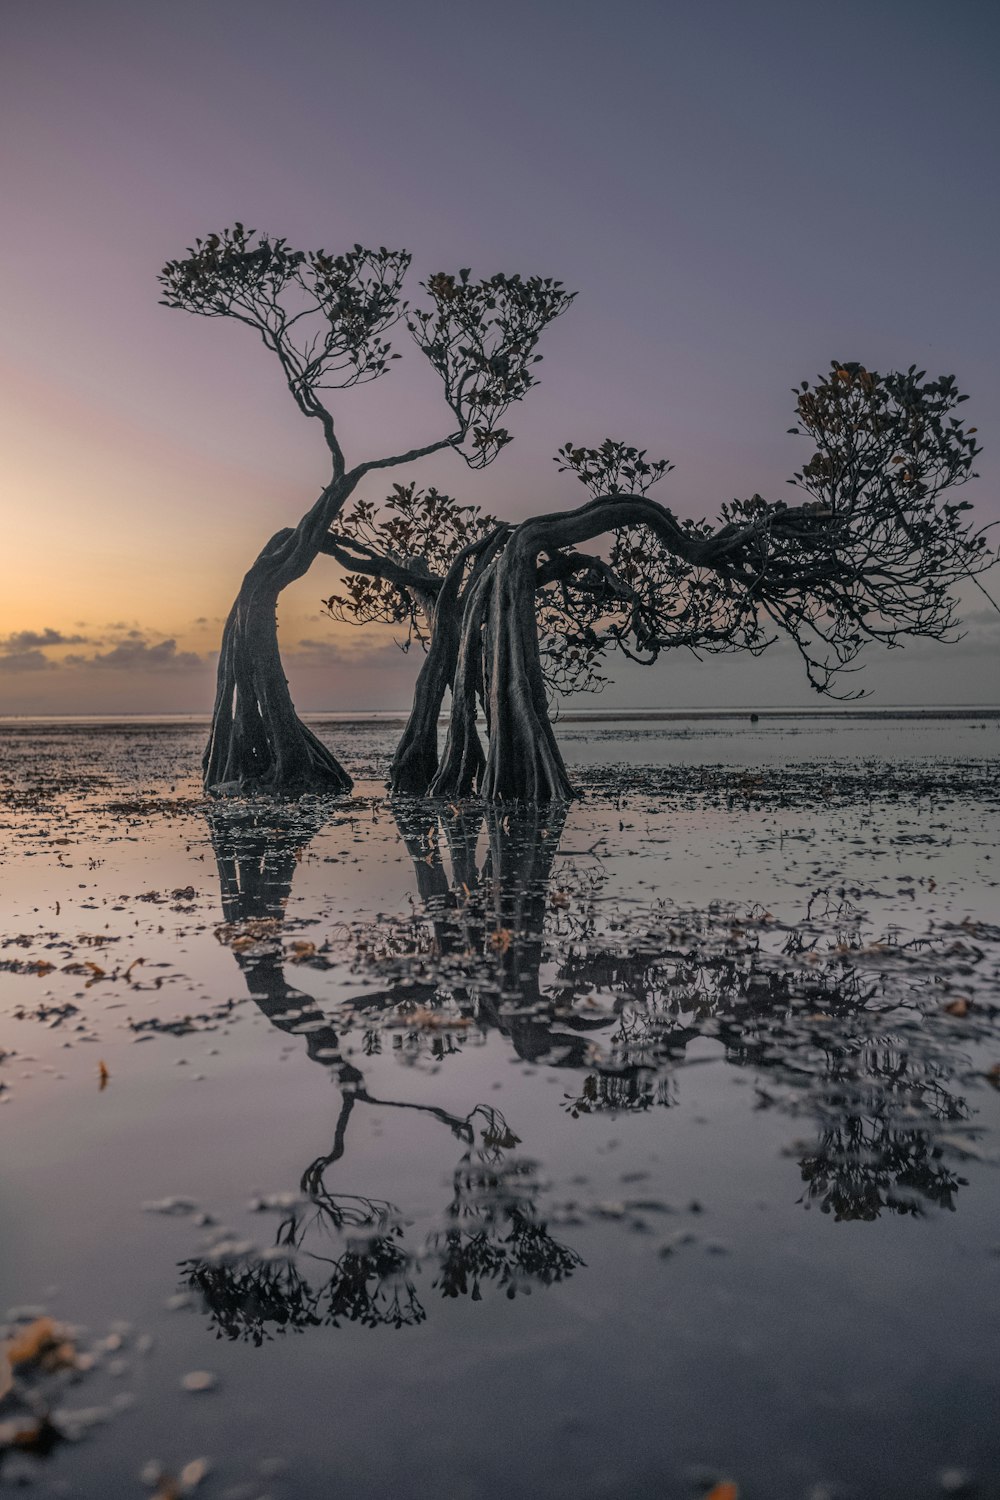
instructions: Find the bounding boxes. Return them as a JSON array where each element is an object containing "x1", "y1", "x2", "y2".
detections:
[
  {"x1": 427, "y1": 566, "x2": 493, "y2": 798},
  {"x1": 387, "y1": 620, "x2": 458, "y2": 794},
  {"x1": 207, "y1": 803, "x2": 350, "y2": 1065},
  {"x1": 388, "y1": 529, "x2": 510, "y2": 796},
  {"x1": 480, "y1": 527, "x2": 575, "y2": 802},
  {"x1": 429, "y1": 537, "x2": 574, "y2": 803},
  {"x1": 434, "y1": 495, "x2": 711, "y2": 803},
  {"x1": 204, "y1": 511, "x2": 353, "y2": 797}
]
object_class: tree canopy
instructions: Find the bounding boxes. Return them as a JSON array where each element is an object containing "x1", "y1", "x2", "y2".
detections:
[
  {"x1": 158, "y1": 229, "x2": 993, "y2": 801},
  {"x1": 159, "y1": 226, "x2": 574, "y2": 479},
  {"x1": 158, "y1": 225, "x2": 574, "y2": 795},
  {"x1": 321, "y1": 362, "x2": 992, "y2": 799}
]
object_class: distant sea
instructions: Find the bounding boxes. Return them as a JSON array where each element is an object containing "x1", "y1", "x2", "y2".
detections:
[{"x1": 0, "y1": 705, "x2": 997, "y2": 726}]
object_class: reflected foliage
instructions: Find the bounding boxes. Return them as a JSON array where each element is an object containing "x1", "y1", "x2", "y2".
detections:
[
  {"x1": 432, "y1": 1158, "x2": 582, "y2": 1301},
  {"x1": 347, "y1": 802, "x2": 981, "y2": 1223},
  {"x1": 188, "y1": 802, "x2": 583, "y2": 1341},
  {"x1": 182, "y1": 1230, "x2": 424, "y2": 1344},
  {"x1": 191, "y1": 794, "x2": 986, "y2": 1342}
]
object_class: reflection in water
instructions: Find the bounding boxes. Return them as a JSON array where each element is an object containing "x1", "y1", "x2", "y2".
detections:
[
  {"x1": 191, "y1": 802, "x2": 583, "y2": 1342},
  {"x1": 384, "y1": 801, "x2": 973, "y2": 1224},
  {"x1": 191, "y1": 796, "x2": 976, "y2": 1341}
]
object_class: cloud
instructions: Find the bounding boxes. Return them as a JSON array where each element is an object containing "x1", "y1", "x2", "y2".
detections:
[
  {"x1": 1, "y1": 627, "x2": 89, "y2": 653},
  {"x1": 0, "y1": 623, "x2": 210, "y2": 676},
  {"x1": 956, "y1": 605, "x2": 1000, "y2": 639},
  {"x1": 0, "y1": 648, "x2": 54, "y2": 673},
  {"x1": 65, "y1": 637, "x2": 205, "y2": 671},
  {"x1": 291, "y1": 630, "x2": 414, "y2": 664}
]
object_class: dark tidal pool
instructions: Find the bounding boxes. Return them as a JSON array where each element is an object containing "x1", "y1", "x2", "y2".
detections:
[{"x1": 0, "y1": 718, "x2": 998, "y2": 1499}]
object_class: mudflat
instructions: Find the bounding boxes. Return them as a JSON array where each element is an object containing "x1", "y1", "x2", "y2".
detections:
[{"x1": 1, "y1": 716, "x2": 998, "y2": 1499}]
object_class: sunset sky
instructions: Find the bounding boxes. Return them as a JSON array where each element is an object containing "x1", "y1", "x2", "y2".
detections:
[{"x1": 2, "y1": 0, "x2": 998, "y2": 715}]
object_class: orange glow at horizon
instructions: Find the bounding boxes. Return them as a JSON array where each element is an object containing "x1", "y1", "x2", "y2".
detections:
[{"x1": 2, "y1": 1, "x2": 998, "y2": 714}]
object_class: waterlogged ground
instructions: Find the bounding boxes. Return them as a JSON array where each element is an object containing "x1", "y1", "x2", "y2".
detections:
[{"x1": 0, "y1": 716, "x2": 999, "y2": 1499}]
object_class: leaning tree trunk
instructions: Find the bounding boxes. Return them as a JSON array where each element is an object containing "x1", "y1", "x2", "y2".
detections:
[
  {"x1": 387, "y1": 617, "x2": 460, "y2": 795},
  {"x1": 435, "y1": 494, "x2": 712, "y2": 803},
  {"x1": 204, "y1": 486, "x2": 354, "y2": 797}
]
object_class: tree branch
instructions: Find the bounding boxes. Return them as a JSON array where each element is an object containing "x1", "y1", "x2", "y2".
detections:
[{"x1": 348, "y1": 431, "x2": 465, "y2": 480}]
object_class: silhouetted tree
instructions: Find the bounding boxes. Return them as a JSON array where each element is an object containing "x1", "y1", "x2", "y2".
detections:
[
  {"x1": 321, "y1": 365, "x2": 991, "y2": 800},
  {"x1": 159, "y1": 228, "x2": 574, "y2": 795},
  {"x1": 445, "y1": 366, "x2": 990, "y2": 799},
  {"x1": 322, "y1": 486, "x2": 621, "y2": 792}
]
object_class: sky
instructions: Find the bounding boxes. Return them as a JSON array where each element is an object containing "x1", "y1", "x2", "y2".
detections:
[{"x1": 1, "y1": 0, "x2": 998, "y2": 715}]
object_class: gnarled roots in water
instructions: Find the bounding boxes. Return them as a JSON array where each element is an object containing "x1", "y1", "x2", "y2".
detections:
[
  {"x1": 204, "y1": 533, "x2": 352, "y2": 797},
  {"x1": 429, "y1": 527, "x2": 575, "y2": 804}
]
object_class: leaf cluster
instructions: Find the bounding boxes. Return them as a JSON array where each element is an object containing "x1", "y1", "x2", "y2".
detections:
[
  {"x1": 158, "y1": 226, "x2": 410, "y2": 415},
  {"x1": 787, "y1": 362, "x2": 980, "y2": 513},
  {"x1": 752, "y1": 362, "x2": 992, "y2": 692},
  {"x1": 322, "y1": 482, "x2": 497, "y2": 644},
  {"x1": 432, "y1": 1161, "x2": 581, "y2": 1299},
  {"x1": 339, "y1": 482, "x2": 495, "y2": 579},
  {"x1": 555, "y1": 438, "x2": 673, "y2": 497},
  {"x1": 181, "y1": 1233, "x2": 424, "y2": 1343},
  {"x1": 320, "y1": 361, "x2": 994, "y2": 710},
  {"x1": 408, "y1": 269, "x2": 575, "y2": 468}
]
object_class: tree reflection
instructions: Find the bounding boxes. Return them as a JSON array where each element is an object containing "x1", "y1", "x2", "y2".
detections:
[
  {"x1": 377, "y1": 801, "x2": 976, "y2": 1223},
  {"x1": 193, "y1": 794, "x2": 977, "y2": 1342},
  {"x1": 187, "y1": 802, "x2": 583, "y2": 1342},
  {"x1": 182, "y1": 1221, "x2": 424, "y2": 1343},
  {"x1": 179, "y1": 1092, "x2": 580, "y2": 1343},
  {"x1": 432, "y1": 1157, "x2": 582, "y2": 1301},
  {"x1": 795, "y1": 1059, "x2": 968, "y2": 1221}
]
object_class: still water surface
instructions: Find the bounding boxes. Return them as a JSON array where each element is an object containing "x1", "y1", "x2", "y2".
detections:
[{"x1": 0, "y1": 718, "x2": 998, "y2": 1498}]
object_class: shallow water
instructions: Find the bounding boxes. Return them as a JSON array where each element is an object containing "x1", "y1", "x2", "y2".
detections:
[{"x1": 1, "y1": 718, "x2": 998, "y2": 1498}]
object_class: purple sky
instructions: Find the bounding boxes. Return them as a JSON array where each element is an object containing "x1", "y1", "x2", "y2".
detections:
[{"x1": 2, "y1": 0, "x2": 998, "y2": 712}]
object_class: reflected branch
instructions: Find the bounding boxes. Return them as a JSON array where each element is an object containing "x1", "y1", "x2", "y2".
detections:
[{"x1": 191, "y1": 792, "x2": 983, "y2": 1344}]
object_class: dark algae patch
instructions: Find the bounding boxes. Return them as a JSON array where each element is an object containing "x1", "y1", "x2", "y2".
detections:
[{"x1": 1, "y1": 719, "x2": 999, "y2": 1498}]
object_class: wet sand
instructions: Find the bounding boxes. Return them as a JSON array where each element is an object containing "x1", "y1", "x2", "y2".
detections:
[{"x1": 1, "y1": 717, "x2": 998, "y2": 1498}]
